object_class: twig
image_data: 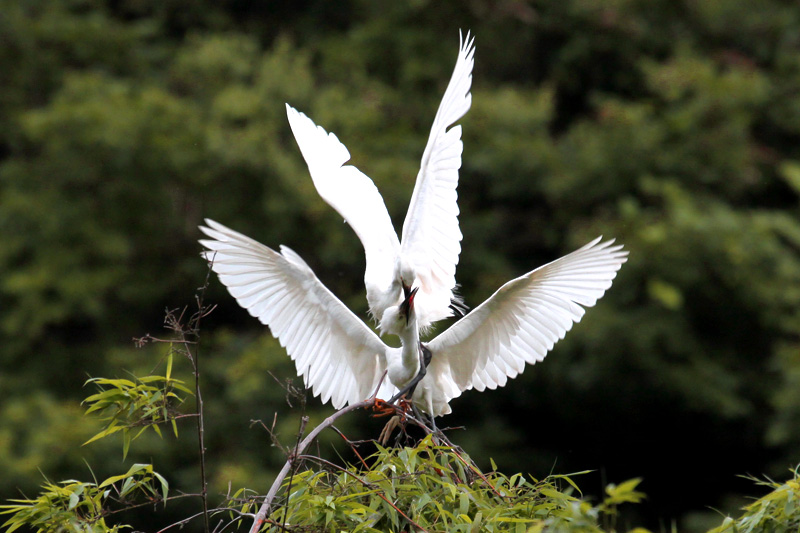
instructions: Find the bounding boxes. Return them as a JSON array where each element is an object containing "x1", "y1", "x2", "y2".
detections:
[
  {"x1": 330, "y1": 426, "x2": 369, "y2": 470},
  {"x1": 191, "y1": 269, "x2": 213, "y2": 533},
  {"x1": 250, "y1": 414, "x2": 288, "y2": 454},
  {"x1": 248, "y1": 399, "x2": 373, "y2": 533},
  {"x1": 155, "y1": 505, "x2": 254, "y2": 533},
  {"x1": 104, "y1": 492, "x2": 199, "y2": 517},
  {"x1": 280, "y1": 415, "x2": 308, "y2": 532},
  {"x1": 171, "y1": 266, "x2": 215, "y2": 533}
]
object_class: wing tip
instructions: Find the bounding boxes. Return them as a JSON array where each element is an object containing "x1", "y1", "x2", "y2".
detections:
[{"x1": 459, "y1": 29, "x2": 476, "y2": 54}]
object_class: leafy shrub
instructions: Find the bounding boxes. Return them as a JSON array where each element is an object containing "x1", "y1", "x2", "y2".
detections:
[
  {"x1": 709, "y1": 467, "x2": 800, "y2": 533},
  {"x1": 239, "y1": 435, "x2": 648, "y2": 533}
]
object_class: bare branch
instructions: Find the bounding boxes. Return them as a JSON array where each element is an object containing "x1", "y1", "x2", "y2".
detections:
[{"x1": 248, "y1": 399, "x2": 374, "y2": 533}]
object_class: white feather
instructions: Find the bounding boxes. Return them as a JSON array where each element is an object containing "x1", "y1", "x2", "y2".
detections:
[
  {"x1": 199, "y1": 219, "x2": 393, "y2": 408},
  {"x1": 285, "y1": 31, "x2": 475, "y2": 332},
  {"x1": 419, "y1": 238, "x2": 628, "y2": 414}
]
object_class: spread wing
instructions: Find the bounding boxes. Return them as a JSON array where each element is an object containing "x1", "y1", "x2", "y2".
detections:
[
  {"x1": 426, "y1": 237, "x2": 628, "y2": 405},
  {"x1": 285, "y1": 104, "x2": 400, "y2": 321},
  {"x1": 199, "y1": 219, "x2": 390, "y2": 408},
  {"x1": 400, "y1": 31, "x2": 475, "y2": 324}
]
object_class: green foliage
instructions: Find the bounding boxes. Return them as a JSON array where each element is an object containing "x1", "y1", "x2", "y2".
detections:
[
  {"x1": 0, "y1": 464, "x2": 167, "y2": 533},
  {"x1": 3, "y1": 0, "x2": 800, "y2": 530},
  {"x1": 708, "y1": 467, "x2": 800, "y2": 533},
  {"x1": 0, "y1": 297, "x2": 796, "y2": 533},
  {"x1": 246, "y1": 436, "x2": 648, "y2": 533},
  {"x1": 82, "y1": 352, "x2": 193, "y2": 459}
]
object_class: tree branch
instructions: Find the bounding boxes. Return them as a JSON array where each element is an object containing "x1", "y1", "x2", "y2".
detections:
[{"x1": 248, "y1": 399, "x2": 373, "y2": 533}]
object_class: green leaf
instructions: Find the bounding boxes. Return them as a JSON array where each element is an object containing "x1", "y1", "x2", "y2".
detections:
[
  {"x1": 166, "y1": 351, "x2": 173, "y2": 382},
  {"x1": 154, "y1": 472, "x2": 170, "y2": 501},
  {"x1": 123, "y1": 430, "x2": 131, "y2": 460},
  {"x1": 100, "y1": 463, "x2": 151, "y2": 488},
  {"x1": 83, "y1": 424, "x2": 124, "y2": 446},
  {"x1": 67, "y1": 491, "x2": 80, "y2": 510}
]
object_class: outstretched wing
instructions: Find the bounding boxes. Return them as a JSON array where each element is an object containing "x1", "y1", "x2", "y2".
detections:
[
  {"x1": 199, "y1": 219, "x2": 390, "y2": 408},
  {"x1": 286, "y1": 104, "x2": 400, "y2": 321},
  {"x1": 400, "y1": 31, "x2": 475, "y2": 325},
  {"x1": 427, "y1": 238, "x2": 628, "y2": 405}
]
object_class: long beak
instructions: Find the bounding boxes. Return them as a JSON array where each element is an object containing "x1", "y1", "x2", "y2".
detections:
[{"x1": 399, "y1": 286, "x2": 419, "y2": 326}]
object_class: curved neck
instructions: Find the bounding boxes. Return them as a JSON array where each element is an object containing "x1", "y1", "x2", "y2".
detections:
[{"x1": 397, "y1": 314, "x2": 420, "y2": 368}]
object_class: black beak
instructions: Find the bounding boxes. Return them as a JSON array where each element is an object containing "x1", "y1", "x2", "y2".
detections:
[
  {"x1": 402, "y1": 283, "x2": 411, "y2": 299},
  {"x1": 399, "y1": 286, "x2": 419, "y2": 326}
]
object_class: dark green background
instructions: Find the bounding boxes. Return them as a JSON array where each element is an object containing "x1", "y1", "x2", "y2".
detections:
[{"x1": 3, "y1": 1, "x2": 800, "y2": 531}]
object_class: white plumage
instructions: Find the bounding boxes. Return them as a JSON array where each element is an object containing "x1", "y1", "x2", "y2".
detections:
[
  {"x1": 285, "y1": 31, "x2": 475, "y2": 334},
  {"x1": 200, "y1": 219, "x2": 627, "y2": 416}
]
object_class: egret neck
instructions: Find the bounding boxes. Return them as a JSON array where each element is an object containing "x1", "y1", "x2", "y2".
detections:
[{"x1": 382, "y1": 287, "x2": 423, "y2": 394}]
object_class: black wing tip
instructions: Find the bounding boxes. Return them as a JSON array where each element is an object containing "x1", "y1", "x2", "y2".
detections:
[{"x1": 449, "y1": 298, "x2": 469, "y2": 318}]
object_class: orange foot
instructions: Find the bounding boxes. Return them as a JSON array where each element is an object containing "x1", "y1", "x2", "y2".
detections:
[
  {"x1": 370, "y1": 398, "x2": 396, "y2": 418},
  {"x1": 370, "y1": 397, "x2": 413, "y2": 419},
  {"x1": 371, "y1": 398, "x2": 416, "y2": 445}
]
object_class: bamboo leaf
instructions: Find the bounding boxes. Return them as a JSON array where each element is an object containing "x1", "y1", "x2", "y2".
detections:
[
  {"x1": 166, "y1": 351, "x2": 173, "y2": 382},
  {"x1": 83, "y1": 424, "x2": 123, "y2": 446},
  {"x1": 154, "y1": 472, "x2": 170, "y2": 501}
]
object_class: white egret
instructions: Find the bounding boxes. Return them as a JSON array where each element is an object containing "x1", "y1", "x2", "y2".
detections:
[
  {"x1": 285, "y1": 31, "x2": 475, "y2": 334},
  {"x1": 199, "y1": 219, "x2": 627, "y2": 417}
]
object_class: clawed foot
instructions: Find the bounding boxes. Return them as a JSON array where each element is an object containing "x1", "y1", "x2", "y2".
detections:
[
  {"x1": 370, "y1": 397, "x2": 412, "y2": 418},
  {"x1": 371, "y1": 397, "x2": 414, "y2": 444}
]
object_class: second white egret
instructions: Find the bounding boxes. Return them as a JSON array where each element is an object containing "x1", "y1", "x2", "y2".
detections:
[{"x1": 285, "y1": 32, "x2": 475, "y2": 335}]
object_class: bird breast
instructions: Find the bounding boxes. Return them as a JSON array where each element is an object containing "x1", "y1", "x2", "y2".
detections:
[
  {"x1": 385, "y1": 347, "x2": 420, "y2": 390},
  {"x1": 410, "y1": 374, "x2": 454, "y2": 417}
]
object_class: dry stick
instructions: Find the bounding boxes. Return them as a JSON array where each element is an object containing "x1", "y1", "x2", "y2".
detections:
[
  {"x1": 135, "y1": 302, "x2": 214, "y2": 533},
  {"x1": 330, "y1": 426, "x2": 370, "y2": 469},
  {"x1": 155, "y1": 505, "x2": 256, "y2": 533},
  {"x1": 249, "y1": 373, "x2": 417, "y2": 532},
  {"x1": 248, "y1": 399, "x2": 373, "y2": 533},
  {"x1": 189, "y1": 270, "x2": 215, "y2": 533},
  {"x1": 190, "y1": 331, "x2": 210, "y2": 533},
  {"x1": 279, "y1": 415, "x2": 308, "y2": 532}
]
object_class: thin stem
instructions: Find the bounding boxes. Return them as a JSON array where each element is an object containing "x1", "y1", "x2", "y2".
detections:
[
  {"x1": 193, "y1": 344, "x2": 209, "y2": 533},
  {"x1": 155, "y1": 505, "x2": 255, "y2": 533},
  {"x1": 105, "y1": 492, "x2": 199, "y2": 517},
  {"x1": 190, "y1": 270, "x2": 214, "y2": 533},
  {"x1": 248, "y1": 399, "x2": 372, "y2": 533},
  {"x1": 249, "y1": 370, "x2": 396, "y2": 532},
  {"x1": 280, "y1": 415, "x2": 308, "y2": 532},
  {"x1": 330, "y1": 426, "x2": 369, "y2": 469}
]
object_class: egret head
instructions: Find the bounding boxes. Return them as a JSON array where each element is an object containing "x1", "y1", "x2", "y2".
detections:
[
  {"x1": 379, "y1": 286, "x2": 418, "y2": 336},
  {"x1": 397, "y1": 257, "x2": 416, "y2": 296},
  {"x1": 399, "y1": 286, "x2": 419, "y2": 326}
]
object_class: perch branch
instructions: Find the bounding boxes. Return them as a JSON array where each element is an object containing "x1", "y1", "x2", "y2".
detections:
[{"x1": 248, "y1": 399, "x2": 372, "y2": 533}]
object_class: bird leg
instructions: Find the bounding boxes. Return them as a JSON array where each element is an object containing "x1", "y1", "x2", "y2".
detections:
[{"x1": 378, "y1": 343, "x2": 434, "y2": 444}]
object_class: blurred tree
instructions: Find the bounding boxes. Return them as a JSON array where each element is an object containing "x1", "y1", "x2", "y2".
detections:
[{"x1": 2, "y1": 0, "x2": 800, "y2": 531}]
